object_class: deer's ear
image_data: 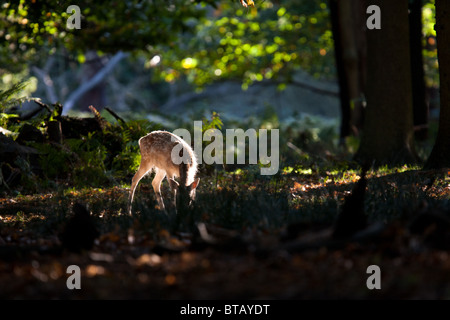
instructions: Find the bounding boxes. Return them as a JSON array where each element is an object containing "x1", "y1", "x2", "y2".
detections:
[
  {"x1": 169, "y1": 178, "x2": 179, "y2": 190},
  {"x1": 191, "y1": 178, "x2": 200, "y2": 190}
]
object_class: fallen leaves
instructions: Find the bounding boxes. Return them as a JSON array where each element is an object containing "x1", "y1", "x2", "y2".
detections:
[
  {"x1": 85, "y1": 264, "x2": 106, "y2": 277},
  {"x1": 0, "y1": 168, "x2": 449, "y2": 299},
  {"x1": 136, "y1": 253, "x2": 162, "y2": 267},
  {"x1": 165, "y1": 274, "x2": 177, "y2": 286}
]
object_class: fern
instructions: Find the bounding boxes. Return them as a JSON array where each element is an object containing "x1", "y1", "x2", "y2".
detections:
[
  {"x1": 0, "y1": 80, "x2": 38, "y2": 129},
  {"x1": 121, "y1": 126, "x2": 132, "y2": 144},
  {"x1": 0, "y1": 81, "x2": 30, "y2": 111}
]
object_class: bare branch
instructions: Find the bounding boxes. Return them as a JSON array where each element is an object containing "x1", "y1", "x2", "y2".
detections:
[
  {"x1": 290, "y1": 79, "x2": 339, "y2": 97},
  {"x1": 62, "y1": 51, "x2": 129, "y2": 115},
  {"x1": 160, "y1": 78, "x2": 339, "y2": 112},
  {"x1": 32, "y1": 56, "x2": 58, "y2": 103},
  {"x1": 160, "y1": 83, "x2": 232, "y2": 111}
]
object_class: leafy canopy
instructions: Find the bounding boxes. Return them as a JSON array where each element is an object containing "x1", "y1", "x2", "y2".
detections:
[
  {"x1": 1, "y1": 0, "x2": 334, "y2": 87},
  {"x1": 0, "y1": 0, "x2": 212, "y2": 73}
]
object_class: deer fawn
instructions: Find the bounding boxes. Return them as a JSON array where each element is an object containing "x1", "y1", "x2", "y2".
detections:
[{"x1": 128, "y1": 131, "x2": 200, "y2": 215}]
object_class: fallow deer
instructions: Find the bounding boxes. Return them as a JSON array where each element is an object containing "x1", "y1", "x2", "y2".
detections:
[{"x1": 128, "y1": 131, "x2": 200, "y2": 215}]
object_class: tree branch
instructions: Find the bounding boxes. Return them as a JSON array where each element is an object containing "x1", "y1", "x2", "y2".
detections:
[
  {"x1": 32, "y1": 56, "x2": 58, "y2": 103},
  {"x1": 105, "y1": 107, "x2": 126, "y2": 124},
  {"x1": 62, "y1": 51, "x2": 129, "y2": 115},
  {"x1": 161, "y1": 83, "x2": 238, "y2": 111},
  {"x1": 160, "y1": 78, "x2": 339, "y2": 112},
  {"x1": 290, "y1": 79, "x2": 339, "y2": 97}
]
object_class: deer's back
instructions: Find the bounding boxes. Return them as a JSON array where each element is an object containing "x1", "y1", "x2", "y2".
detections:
[{"x1": 139, "y1": 131, "x2": 197, "y2": 182}]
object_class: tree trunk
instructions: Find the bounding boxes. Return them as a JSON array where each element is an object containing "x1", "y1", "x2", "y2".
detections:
[
  {"x1": 330, "y1": 0, "x2": 351, "y2": 144},
  {"x1": 424, "y1": 0, "x2": 450, "y2": 169},
  {"x1": 355, "y1": 0, "x2": 418, "y2": 166},
  {"x1": 79, "y1": 51, "x2": 107, "y2": 112},
  {"x1": 330, "y1": 0, "x2": 367, "y2": 144},
  {"x1": 409, "y1": 0, "x2": 429, "y2": 140},
  {"x1": 352, "y1": 0, "x2": 368, "y2": 132}
]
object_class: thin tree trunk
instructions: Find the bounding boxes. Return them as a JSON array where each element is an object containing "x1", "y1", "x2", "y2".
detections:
[
  {"x1": 424, "y1": 0, "x2": 450, "y2": 169},
  {"x1": 329, "y1": 0, "x2": 366, "y2": 144},
  {"x1": 409, "y1": 0, "x2": 429, "y2": 140},
  {"x1": 353, "y1": 0, "x2": 368, "y2": 131},
  {"x1": 338, "y1": 0, "x2": 360, "y2": 132},
  {"x1": 329, "y1": 0, "x2": 351, "y2": 143},
  {"x1": 79, "y1": 51, "x2": 107, "y2": 113}
]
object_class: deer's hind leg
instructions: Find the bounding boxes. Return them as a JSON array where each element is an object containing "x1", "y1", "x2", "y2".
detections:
[{"x1": 152, "y1": 168, "x2": 167, "y2": 211}]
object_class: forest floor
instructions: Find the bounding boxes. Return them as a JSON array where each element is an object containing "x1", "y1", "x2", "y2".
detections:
[{"x1": 1, "y1": 167, "x2": 449, "y2": 300}]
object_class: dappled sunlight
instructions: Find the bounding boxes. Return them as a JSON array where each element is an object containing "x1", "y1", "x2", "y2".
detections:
[{"x1": 0, "y1": 0, "x2": 449, "y2": 300}]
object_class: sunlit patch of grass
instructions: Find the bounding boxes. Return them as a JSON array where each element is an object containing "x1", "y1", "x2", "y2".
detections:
[
  {"x1": 281, "y1": 165, "x2": 314, "y2": 176},
  {"x1": 373, "y1": 164, "x2": 423, "y2": 176},
  {"x1": 1, "y1": 164, "x2": 449, "y2": 249},
  {"x1": 286, "y1": 164, "x2": 449, "y2": 224}
]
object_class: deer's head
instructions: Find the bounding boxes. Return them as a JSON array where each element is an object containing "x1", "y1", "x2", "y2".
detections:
[
  {"x1": 169, "y1": 177, "x2": 200, "y2": 209},
  {"x1": 169, "y1": 159, "x2": 200, "y2": 210}
]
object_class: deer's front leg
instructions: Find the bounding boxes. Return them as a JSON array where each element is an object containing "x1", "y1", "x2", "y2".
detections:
[
  {"x1": 168, "y1": 177, "x2": 179, "y2": 209},
  {"x1": 152, "y1": 169, "x2": 167, "y2": 211}
]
